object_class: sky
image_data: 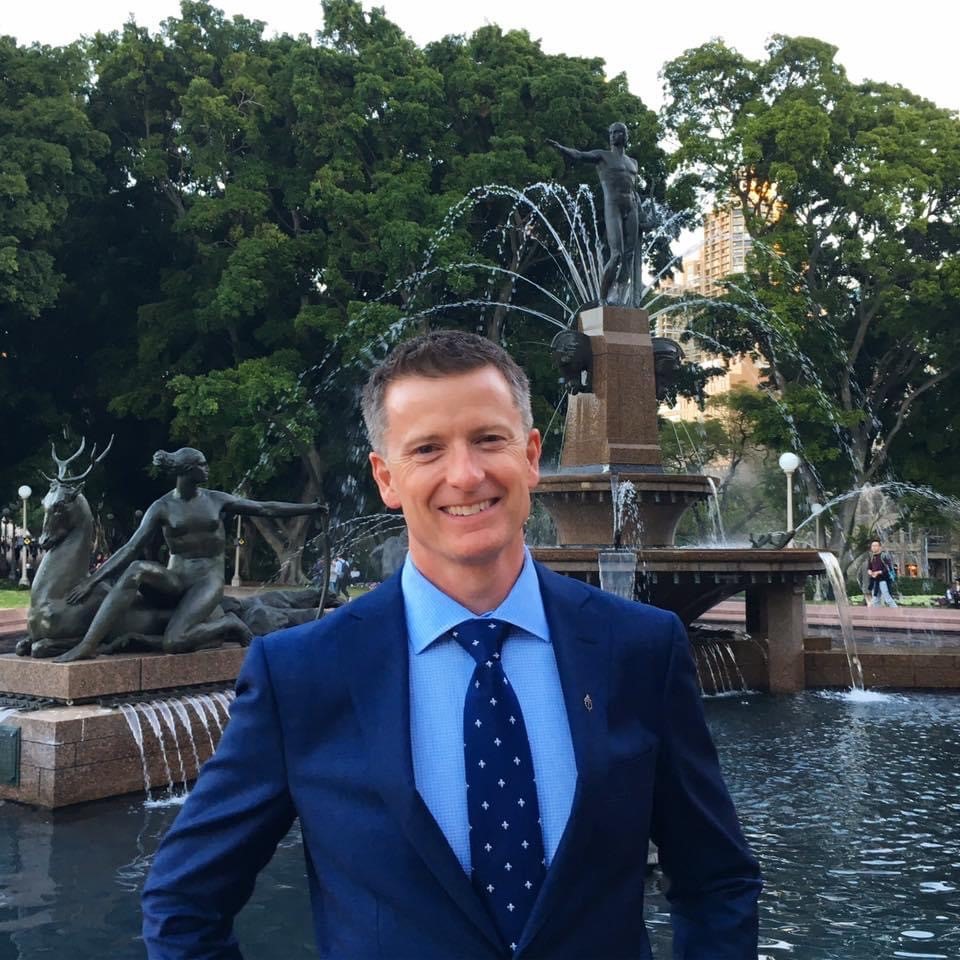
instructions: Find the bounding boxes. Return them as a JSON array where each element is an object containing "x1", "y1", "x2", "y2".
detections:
[{"x1": 7, "y1": 0, "x2": 960, "y2": 114}]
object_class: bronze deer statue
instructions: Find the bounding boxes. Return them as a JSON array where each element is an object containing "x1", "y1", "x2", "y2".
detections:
[{"x1": 18, "y1": 437, "x2": 117, "y2": 656}]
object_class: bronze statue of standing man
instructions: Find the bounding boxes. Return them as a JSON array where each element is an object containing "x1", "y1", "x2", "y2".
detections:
[{"x1": 548, "y1": 122, "x2": 646, "y2": 307}]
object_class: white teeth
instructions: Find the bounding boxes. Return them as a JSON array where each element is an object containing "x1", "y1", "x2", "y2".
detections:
[{"x1": 444, "y1": 500, "x2": 493, "y2": 517}]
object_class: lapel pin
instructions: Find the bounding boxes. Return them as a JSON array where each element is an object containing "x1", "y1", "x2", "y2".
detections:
[{"x1": 583, "y1": 694, "x2": 593, "y2": 712}]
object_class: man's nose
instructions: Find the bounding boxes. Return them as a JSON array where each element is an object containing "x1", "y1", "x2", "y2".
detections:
[{"x1": 446, "y1": 443, "x2": 485, "y2": 489}]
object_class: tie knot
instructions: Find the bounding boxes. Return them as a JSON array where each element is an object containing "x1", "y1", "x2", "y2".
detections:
[{"x1": 450, "y1": 618, "x2": 509, "y2": 665}]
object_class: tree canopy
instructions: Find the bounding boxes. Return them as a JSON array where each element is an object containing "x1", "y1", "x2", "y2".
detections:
[
  {"x1": 3, "y1": 9, "x2": 959, "y2": 576},
  {"x1": 0, "y1": 0, "x2": 666, "y2": 578},
  {"x1": 661, "y1": 35, "x2": 960, "y2": 557}
]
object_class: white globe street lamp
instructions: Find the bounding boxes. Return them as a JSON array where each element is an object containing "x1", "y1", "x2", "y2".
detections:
[
  {"x1": 778, "y1": 453, "x2": 800, "y2": 537},
  {"x1": 17, "y1": 484, "x2": 32, "y2": 588}
]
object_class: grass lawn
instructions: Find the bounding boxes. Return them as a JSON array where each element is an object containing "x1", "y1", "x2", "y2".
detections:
[
  {"x1": 0, "y1": 587, "x2": 30, "y2": 609},
  {"x1": 846, "y1": 593, "x2": 943, "y2": 608}
]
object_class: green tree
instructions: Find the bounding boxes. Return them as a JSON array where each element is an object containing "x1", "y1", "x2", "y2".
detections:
[
  {"x1": 0, "y1": 36, "x2": 109, "y2": 494},
  {"x1": 73, "y1": 0, "x2": 673, "y2": 578},
  {"x1": 662, "y1": 36, "x2": 960, "y2": 565},
  {"x1": 660, "y1": 389, "x2": 785, "y2": 543}
]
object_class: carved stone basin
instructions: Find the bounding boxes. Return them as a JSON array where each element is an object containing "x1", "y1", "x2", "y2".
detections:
[{"x1": 535, "y1": 472, "x2": 715, "y2": 547}]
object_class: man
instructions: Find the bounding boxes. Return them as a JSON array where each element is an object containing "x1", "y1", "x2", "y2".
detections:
[
  {"x1": 142, "y1": 330, "x2": 761, "y2": 958},
  {"x1": 865, "y1": 538, "x2": 898, "y2": 608},
  {"x1": 547, "y1": 122, "x2": 649, "y2": 306},
  {"x1": 334, "y1": 555, "x2": 351, "y2": 600}
]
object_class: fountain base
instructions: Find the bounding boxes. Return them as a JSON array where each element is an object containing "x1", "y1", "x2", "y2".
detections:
[
  {"x1": 0, "y1": 647, "x2": 243, "y2": 808},
  {"x1": 532, "y1": 546, "x2": 824, "y2": 693}
]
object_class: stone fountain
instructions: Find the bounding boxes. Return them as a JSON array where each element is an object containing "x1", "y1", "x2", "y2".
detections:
[
  {"x1": 0, "y1": 443, "x2": 330, "y2": 808},
  {"x1": 531, "y1": 304, "x2": 825, "y2": 694}
]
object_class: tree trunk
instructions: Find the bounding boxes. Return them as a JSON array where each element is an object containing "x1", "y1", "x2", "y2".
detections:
[{"x1": 246, "y1": 447, "x2": 326, "y2": 585}]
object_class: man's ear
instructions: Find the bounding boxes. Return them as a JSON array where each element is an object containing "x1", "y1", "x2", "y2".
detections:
[
  {"x1": 525, "y1": 428, "x2": 542, "y2": 488},
  {"x1": 369, "y1": 451, "x2": 402, "y2": 510}
]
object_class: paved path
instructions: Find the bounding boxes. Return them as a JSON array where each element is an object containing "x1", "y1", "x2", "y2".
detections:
[{"x1": 698, "y1": 599, "x2": 960, "y2": 637}]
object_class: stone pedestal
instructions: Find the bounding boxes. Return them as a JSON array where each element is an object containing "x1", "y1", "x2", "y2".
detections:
[
  {"x1": 560, "y1": 306, "x2": 662, "y2": 470},
  {"x1": 745, "y1": 582, "x2": 806, "y2": 693},
  {"x1": 0, "y1": 646, "x2": 245, "y2": 702},
  {"x1": 0, "y1": 647, "x2": 245, "y2": 807}
]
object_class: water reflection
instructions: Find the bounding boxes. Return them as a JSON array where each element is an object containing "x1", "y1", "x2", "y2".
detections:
[
  {"x1": 1, "y1": 692, "x2": 959, "y2": 958},
  {"x1": 649, "y1": 692, "x2": 960, "y2": 959}
]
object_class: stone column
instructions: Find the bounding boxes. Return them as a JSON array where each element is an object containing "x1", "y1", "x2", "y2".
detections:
[
  {"x1": 745, "y1": 581, "x2": 806, "y2": 693},
  {"x1": 560, "y1": 305, "x2": 662, "y2": 470}
]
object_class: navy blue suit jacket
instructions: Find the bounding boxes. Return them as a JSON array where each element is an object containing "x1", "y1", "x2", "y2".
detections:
[{"x1": 142, "y1": 562, "x2": 761, "y2": 958}]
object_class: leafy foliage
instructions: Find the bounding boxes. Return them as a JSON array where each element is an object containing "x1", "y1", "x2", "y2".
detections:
[{"x1": 662, "y1": 36, "x2": 960, "y2": 558}]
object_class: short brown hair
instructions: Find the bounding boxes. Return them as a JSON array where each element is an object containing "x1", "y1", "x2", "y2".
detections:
[{"x1": 361, "y1": 330, "x2": 533, "y2": 452}]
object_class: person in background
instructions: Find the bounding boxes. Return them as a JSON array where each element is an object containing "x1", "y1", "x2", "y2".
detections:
[
  {"x1": 945, "y1": 578, "x2": 960, "y2": 608},
  {"x1": 866, "y1": 538, "x2": 898, "y2": 607}
]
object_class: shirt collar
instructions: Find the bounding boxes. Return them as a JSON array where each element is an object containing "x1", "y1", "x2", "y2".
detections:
[{"x1": 401, "y1": 548, "x2": 550, "y2": 655}]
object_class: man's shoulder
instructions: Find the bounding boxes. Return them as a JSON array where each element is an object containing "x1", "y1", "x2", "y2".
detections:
[{"x1": 533, "y1": 560, "x2": 679, "y2": 631}]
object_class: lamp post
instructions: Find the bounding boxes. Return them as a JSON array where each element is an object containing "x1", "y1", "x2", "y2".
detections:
[
  {"x1": 17, "y1": 484, "x2": 32, "y2": 587},
  {"x1": 778, "y1": 453, "x2": 800, "y2": 538},
  {"x1": 231, "y1": 515, "x2": 243, "y2": 588}
]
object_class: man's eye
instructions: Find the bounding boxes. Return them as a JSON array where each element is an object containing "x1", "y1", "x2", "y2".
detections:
[
  {"x1": 479, "y1": 435, "x2": 506, "y2": 445},
  {"x1": 413, "y1": 444, "x2": 438, "y2": 456}
]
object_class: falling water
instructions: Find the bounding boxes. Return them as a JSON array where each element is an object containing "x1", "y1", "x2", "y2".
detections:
[
  {"x1": 818, "y1": 551, "x2": 865, "y2": 691},
  {"x1": 723, "y1": 643, "x2": 748, "y2": 689},
  {"x1": 698, "y1": 644, "x2": 720, "y2": 692},
  {"x1": 118, "y1": 703, "x2": 151, "y2": 798},
  {"x1": 611, "y1": 476, "x2": 639, "y2": 546},
  {"x1": 153, "y1": 701, "x2": 187, "y2": 790},
  {"x1": 597, "y1": 551, "x2": 638, "y2": 600},
  {"x1": 0, "y1": 707, "x2": 18, "y2": 725},
  {"x1": 186, "y1": 696, "x2": 216, "y2": 753},
  {"x1": 198, "y1": 695, "x2": 225, "y2": 736},
  {"x1": 705, "y1": 477, "x2": 727, "y2": 545},
  {"x1": 135, "y1": 703, "x2": 175, "y2": 795},
  {"x1": 117, "y1": 692, "x2": 236, "y2": 801},
  {"x1": 795, "y1": 482, "x2": 960, "y2": 532},
  {"x1": 169, "y1": 699, "x2": 201, "y2": 782},
  {"x1": 708, "y1": 645, "x2": 729, "y2": 692},
  {"x1": 692, "y1": 636, "x2": 751, "y2": 695},
  {"x1": 211, "y1": 691, "x2": 233, "y2": 720}
]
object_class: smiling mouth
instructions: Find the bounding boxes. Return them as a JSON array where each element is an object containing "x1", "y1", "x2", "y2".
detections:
[{"x1": 442, "y1": 499, "x2": 497, "y2": 517}]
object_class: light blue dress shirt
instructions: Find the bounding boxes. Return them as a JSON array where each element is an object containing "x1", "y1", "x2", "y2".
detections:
[{"x1": 403, "y1": 549, "x2": 577, "y2": 875}]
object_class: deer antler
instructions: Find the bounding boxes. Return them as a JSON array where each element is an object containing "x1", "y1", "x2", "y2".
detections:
[
  {"x1": 49, "y1": 438, "x2": 87, "y2": 481},
  {"x1": 68, "y1": 434, "x2": 115, "y2": 483},
  {"x1": 44, "y1": 435, "x2": 115, "y2": 484}
]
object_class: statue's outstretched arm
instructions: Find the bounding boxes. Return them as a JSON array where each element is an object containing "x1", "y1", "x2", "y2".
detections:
[
  {"x1": 224, "y1": 495, "x2": 327, "y2": 520},
  {"x1": 546, "y1": 139, "x2": 603, "y2": 164}
]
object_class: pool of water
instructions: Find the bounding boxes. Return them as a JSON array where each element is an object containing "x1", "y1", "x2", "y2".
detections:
[{"x1": 2, "y1": 690, "x2": 959, "y2": 959}]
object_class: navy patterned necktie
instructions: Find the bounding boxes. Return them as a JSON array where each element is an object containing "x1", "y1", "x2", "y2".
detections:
[{"x1": 451, "y1": 619, "x2": 546, "y2": 954}]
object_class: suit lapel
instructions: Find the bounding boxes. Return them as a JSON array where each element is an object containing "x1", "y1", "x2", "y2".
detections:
[
  {"x1": 520, "y1": 564, "x2": 611, "y2": 950},
  {"x1": 338, "y1": 575, "x2": 502, "y2": 951}
]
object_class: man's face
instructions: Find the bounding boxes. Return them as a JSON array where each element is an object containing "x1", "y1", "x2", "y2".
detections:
[
  {"x1": 870, "y1": 541, "x2": 882, "y2": 555},
  {"x1": 369, "y1": 366, "x2": 541, "y2": 584},
  {"x1": 609, "y1": 125, "x2": 627, "y2": 147}
]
